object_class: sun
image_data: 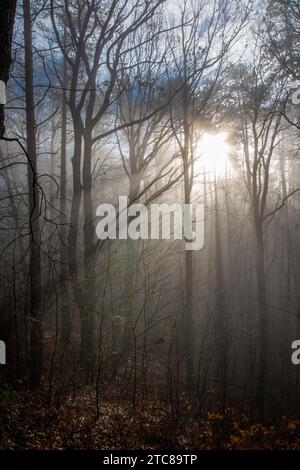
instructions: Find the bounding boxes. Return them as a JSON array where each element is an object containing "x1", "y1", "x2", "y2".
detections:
[{"x1": 194, "y1": 132, "x2": 230, "y2": 178}]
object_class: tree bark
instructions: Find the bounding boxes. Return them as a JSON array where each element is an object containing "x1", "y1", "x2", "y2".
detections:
[
  {"x1": 60, "y1": 52, "x2": 71, "y2": 346},
  {"x1": 254, "y1": 222, "x2": 267, "y2": 419},
  {"x1": 23, "y1": 0, "x2": 43, "y2": 387},
  {"x1": 0, "y1": 0, "x2": 17, "y2": 137},
  {"x1": 182, "y1": 96, "x2": 194, "y2": 393},
  {"x1": 81, "y1": 127, "x2": 95, "y2": 371},
  {"x1": 214, "y1": 175, "x2": 228, "y2": 412}
]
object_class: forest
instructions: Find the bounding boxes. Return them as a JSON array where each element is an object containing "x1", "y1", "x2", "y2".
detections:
[{"x1": 1, "y1": 0, "x2": 300, "y2": 453}]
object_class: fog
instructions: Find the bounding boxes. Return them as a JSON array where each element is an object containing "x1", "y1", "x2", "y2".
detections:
[{"x1": 1, "y1": 0, "x2": 300, "y2": 451}]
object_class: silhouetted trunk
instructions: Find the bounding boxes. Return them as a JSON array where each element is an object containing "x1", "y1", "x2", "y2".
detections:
[
  {"x1": 254, "y1": 222, "x2": 267, "y2": 419},
  {"x1": 81, "y1": 128, "x2": 95, "y2": 371},
  {"x1": 182, "y1": 97, "x2": 194, "y2": 392},
  {"x1": 68, "y1": 104, "x2": 94, "y2": 373},
  {"x1": 67, "y1": 118, "x2": 83, "y2": 353},
  {"x1": 23, "y1": 0, "x2": 43, "y2": 387},
  {"x1": 214, "y1": 175, "x2": 228, "y2": 412},
  {"x1": 60, "y1": 52, "x2": 71, "y2": 346},
  {"x1": 49, "y1": 119, "x2": 56, "y2": 217},
  {"x1": 0, "y1": 0, "x2": 17, "y2": 137},
  {"x1": 278, "y1": 143, "x2": 291, "y2": 409}
]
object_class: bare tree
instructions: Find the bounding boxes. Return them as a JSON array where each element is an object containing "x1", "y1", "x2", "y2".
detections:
[
  {"x1": 50, "y1": 0, "x2": 168, "y2": 371},
  {"x1": 167, "y1": 0, "x2": 252, "y2": 393},
  {"x1": 0, "y1": 0, "x2": 17, "y2": 137},
  {"x1": 23, "y1": 0, "x2": 43, "y2": 386}
]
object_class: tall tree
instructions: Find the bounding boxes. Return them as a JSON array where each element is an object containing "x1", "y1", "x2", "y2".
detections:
[
  {"x1": 0, "y1": 0, "x2": 17, "y2": 137},
  {"x1": 23, "y1": 0, "x2": 43, "y2": 386},
  {"x1": 167, "y1": 0, "x2": 252, "y2": 393},
  {"x1": 50, "y1": 0, "x2": 167, "y2": 371},
  {"x1": 234, "y1": 54, "x2": 287, "y2": 417}
]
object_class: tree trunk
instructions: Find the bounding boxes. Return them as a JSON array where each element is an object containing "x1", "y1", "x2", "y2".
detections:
[
  {"x1": 214, "y1": 175, "x2": 228, "y2": 412},
  {"x1": 81, "y1": 127, "x2": 95, "y2": 371},
  {"x1": 68, "y1": 118, "x2": 82, "y2": 304},
  {"x1": 60, "y1": 52, "x2": 71, "y2": 346},
  {"x1": 254, "y1": 223, "x2": 267, "y2": 419},
  {"x1": 23, "y1": 0, "x2": 43, "y2": 387},
  {"x1": 183, "y1": 136, "x2": 194, "y2": 393},
  {"x1": 0, "y1": 0, "x2": 17, "y2": 137}
]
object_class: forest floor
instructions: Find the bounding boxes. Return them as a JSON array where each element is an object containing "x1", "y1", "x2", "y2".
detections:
[{"x1": 1, "y1": 387, "x2": 300, "y2": 450}]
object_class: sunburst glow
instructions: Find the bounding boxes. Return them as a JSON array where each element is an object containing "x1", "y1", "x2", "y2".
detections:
[{"x1": 194, "y1": 132, "x2": 230, "y2": 177}]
